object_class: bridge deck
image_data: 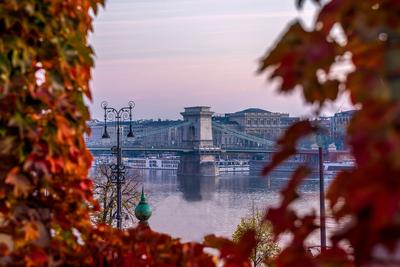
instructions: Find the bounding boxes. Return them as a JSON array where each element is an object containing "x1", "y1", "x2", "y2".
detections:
[{"x1": 88, "y1": 146, "x2": 320, "y2": 154}]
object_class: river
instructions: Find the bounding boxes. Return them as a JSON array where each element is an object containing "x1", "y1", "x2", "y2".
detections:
[{"x1": 132, "y1": 169, "x2": 330, "y2": 246}]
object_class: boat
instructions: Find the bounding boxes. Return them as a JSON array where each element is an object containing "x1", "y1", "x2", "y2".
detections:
[
  {"x1": 124, "y1": 156, "x2": 180, "y2": 170},
  {"x1": 217, "y1": 159, "x2": 249, "y2": 172},
  {"x1": 323, "y1": 161, "x2": 355, "y2": 178},
  {"x1": 249, "y1": 151, "x2": 320, "y2": 176},
  {"x1": 123, "y1": 156, "x2": 250, "y2": 172},
  {"x1": 249, "y1": 151, "x2": 355, "y2": 178}
]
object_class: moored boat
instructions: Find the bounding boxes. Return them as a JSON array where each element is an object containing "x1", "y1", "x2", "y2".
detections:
[{"x1": 217, "y1": 160, "x2": 249, "y2": 172}]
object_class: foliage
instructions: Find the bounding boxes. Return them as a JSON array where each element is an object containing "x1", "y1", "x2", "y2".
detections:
[
  {"x1": 232, "y1": 210, "x2": 279, "y2": 267},
  {"x1": 0, "y1": 0, "x2": 239, "y2": 266},
  {"x1": 2, "y1": 0, "x2": 399, "y2": 266},
  {"x1": 92, "y1": 163, "x2": 139, "y2": 227},
  {"x1": 0, "y1": 0, "x2": 103, "y2": 265},
  {"x1": 256, "y1": 0, "x2": 400, "y2": 266}
]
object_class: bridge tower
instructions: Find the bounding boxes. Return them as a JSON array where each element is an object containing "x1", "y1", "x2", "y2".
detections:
[{"x1": 178, "y1": 107, "x2": 219, "y2": 177}]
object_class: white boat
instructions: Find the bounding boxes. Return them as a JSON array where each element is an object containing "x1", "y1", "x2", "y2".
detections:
[
  {"x1": 123, "y1": 157, "x2": 250, "y2": 172},
  {"x1": 324, "y1": 161, "x2": 355, "y2": 178},
  {"x1": 217, "y1": 160, "x2": 249, "y2": 172},
  {"x1": 124, "y1": 156, "x2": 180, "y2": 170}
]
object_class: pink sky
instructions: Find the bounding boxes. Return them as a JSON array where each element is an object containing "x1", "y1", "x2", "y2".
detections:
[{"x1": 89, "y1": 0, "x2": 352, "y2": 120}]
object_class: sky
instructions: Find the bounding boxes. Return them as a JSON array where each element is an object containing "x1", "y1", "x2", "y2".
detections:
[{"x1": 88, "y1": 0, "x2": 352, "y2": 120}]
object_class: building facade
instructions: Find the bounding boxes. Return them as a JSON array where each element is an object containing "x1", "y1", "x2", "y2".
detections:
[
  {"x1": 226, "y1": 108, "x2": 292, "y2": 140},
  {"x1": 212, "y1": 108, "x2": 300, "y2": 148},
  {"x1": 330, "y1": 110, "x2": 357, "y2": 149}
]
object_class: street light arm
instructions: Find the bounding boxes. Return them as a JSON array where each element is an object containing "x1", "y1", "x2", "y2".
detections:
[
  {"x1": 104, "y1": 107, "x2": 119, "y2": 121},
  {"x1": 114, "y1": 106, "x2": 134, "y2": 120}
]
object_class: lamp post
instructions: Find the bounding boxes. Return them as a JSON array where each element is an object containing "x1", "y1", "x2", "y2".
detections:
[
  {"x1": 318, "y1": 146, "x2": 327, "y2": 251},
  {"x1": 101, "y1": 100, "x2": 135, "y2": 229}
]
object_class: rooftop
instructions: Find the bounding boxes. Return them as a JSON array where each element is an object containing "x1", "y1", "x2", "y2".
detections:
[
  {"x1": 234, "y1": 108, "x2": 272, "y2": 114},
  {"x1": 334, "y1": 110, "x2": 357, "y2": 117}
]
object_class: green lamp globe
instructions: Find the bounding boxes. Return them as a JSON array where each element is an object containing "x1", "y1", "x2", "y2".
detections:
[{"x1": 135, "y1": 187, "x2": 152, "y2": 222}]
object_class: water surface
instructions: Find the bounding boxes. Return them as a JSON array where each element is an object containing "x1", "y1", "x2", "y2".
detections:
[{"x1": 136, "y1": 170, "x2": 326, "y2": 244}]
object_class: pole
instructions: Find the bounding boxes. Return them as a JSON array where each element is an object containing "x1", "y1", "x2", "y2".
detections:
[
  {"x1": 101, "y1": 101, "x2": 134, "y2": 230},
  {"x1": 319, "y1": 147, "x2": 327, "y2": 251},
  {"x1": 116, "y1": 115, "x2": 122, "y2": 229}
]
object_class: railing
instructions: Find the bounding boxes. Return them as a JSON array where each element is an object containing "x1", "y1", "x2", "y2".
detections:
[
  {"x1": 87, "y1": 145, "x2": 277, "y2": 154},
  {"x1": 87, "y1": 121, "x2": 278, "y2": 151},
  {"x1": 88, "y1": 146, "x2": 193, "y2": 152},
  {"x1": 135, "y1": 121, "x2": 191, "y2": 139}
]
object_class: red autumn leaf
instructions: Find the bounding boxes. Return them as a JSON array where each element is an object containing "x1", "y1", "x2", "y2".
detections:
[
  {"x1": 316, "y1": 0, "x2": 348, "y2": 35},
  {"x1": 317, "y1": 246, "x2": 353, "y2": 266},
  {"x1": 204, "y1": 232, "x2": 254, "y2": 266},
  {"x1": 259, "y1": 20, "x2": 340, "y2": 105},
  {"x1": 266, "y1": 206, "x2": 298, "y2": 237},
  {"x1": 275, "y1": 245, "x2": 316, "y2": 267},
  {"x1": 25, "y1": 247, "x2": 48, "y2": 267},
  {"x1": 0, "y1": 243, "x2": 9, "y2": 257},
  {"x1": 262, "y1": 121, "x2": 317, "y2": 176}
]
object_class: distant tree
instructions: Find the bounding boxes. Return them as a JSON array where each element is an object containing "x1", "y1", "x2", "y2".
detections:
[
  {"x1": 232, "y1": 210, "x2": 279, "y2": 267},
  {"x1": 92, "y1": 164, "x2": 140, "y2": 227}
]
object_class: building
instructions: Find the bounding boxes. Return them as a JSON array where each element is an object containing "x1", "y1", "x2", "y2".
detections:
[
  {"x1": 212, "y1": 108, "x2": 300, "y2": 148},
  {"x1": 226, "y1": 108, "x2": 297, "y2": 140},
  {"x1": 301, "y1": 116, "x2": 332, "y2": 149},
  {"x1": 212, "y1": 115, "x2": 243, "y2": 147},
  {"x1": 330, "y1": 110, "x2": 357, "y2": 149}
]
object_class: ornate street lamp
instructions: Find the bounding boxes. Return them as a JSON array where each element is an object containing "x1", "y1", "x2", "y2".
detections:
[{"x1": 101, "y1": 100, "x2": 135, "y2": 229}]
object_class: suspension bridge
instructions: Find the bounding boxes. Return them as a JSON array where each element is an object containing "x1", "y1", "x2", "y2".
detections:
[{"x1": 87, "y1": 106, "x2": 287, "y2": 176}]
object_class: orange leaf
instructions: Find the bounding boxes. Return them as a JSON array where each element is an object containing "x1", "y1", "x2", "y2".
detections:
[
  {"x1": 5, "y1": 168, "x2": 32, "y2": 197},
  {"x1": 23, "y1": 222, "x2": 39, "y2": 242}
]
